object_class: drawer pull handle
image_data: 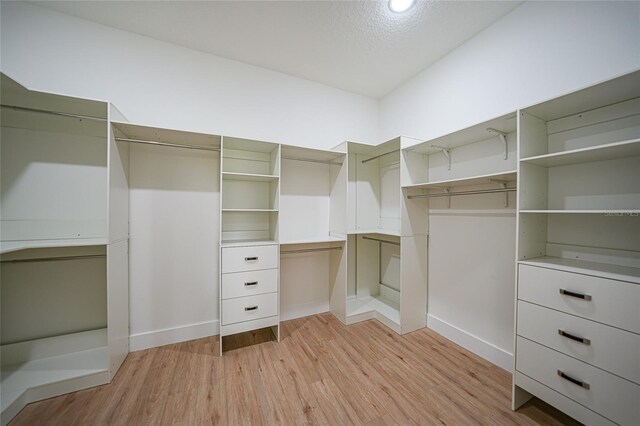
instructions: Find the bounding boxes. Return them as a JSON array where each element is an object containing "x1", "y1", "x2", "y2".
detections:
[
  {"x1": 244, "y1": 281, "x2": 259, "y2": 286},
  {"x1": 557, "y1": 370, "x2": 590, "y2": 390},
  {"x1": 245, "y1": 257, "x2": 258, "y2": 261},
  {"x1": 558, "y1": 329, "x2": 591, "y2": 345},
  {"x1": 559, "y1": 289, "x2": 592, "y2": 301},
  {"x1": 244, "y1": 306, "x2": 258, "y2": 311}
]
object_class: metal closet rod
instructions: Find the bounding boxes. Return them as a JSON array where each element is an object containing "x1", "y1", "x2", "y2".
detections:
[
  {"x1": 1, "y1": 104, "x2": 108, "y2": 122},
  {"x1": 282, "y1": 156, "x2": 343, "y2": 166},
  {"x1": 115, "y1": 137, "x2": 220, "y2": 152},
  {"x1": 362, "y1": 236, "x2": 400, "y2": 246},
  {"x1": 407, "y1": 187, "x2": 516, "y2": 199},
  {"x1": 281, "y1": 246, "x2": 343, "y2": 255},
  {"x1": 361, "y1": 149, "x2": 400, "y2": 164},
  {"x1": 0, "y1": 254, "x2": 106, "y2": 264}
]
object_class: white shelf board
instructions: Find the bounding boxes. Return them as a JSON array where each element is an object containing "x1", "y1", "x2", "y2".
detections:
[
  {"x1": 112, "y1": 121, "x2": 221, "y2": 149},
  {"x1": 0, "y1": 238, "x2": 107, "y2": 254},
  {"x1": 222, "y1": 209, "x2": 278, "y2": 213},
  {"x1": 280, "y1": 235, "x2": 346, "y2": 245},
  {"x1": 221, "y1": 239, "x2": 278, "y2": 248},
  {"x1": 280, "y1": 144, "x2": 345, "y2": 164},
  {"x1": 221, "y1": 172, "x2": 279, "y2": 182},
  {"x1": 519, "y1": 210, "x2": 640, "y2": 214},
  {"x1": 347, "y1": 295, "x2": 400, "y2": 325},
  {"x1": 519, "y1": 256, "x2": 640, "y2": 285},
  {"x1": 520, "y1": 138, "x2": 640, "y2": 167},
  {"x1": 348, "y1": 229, "x2": 401, "y2": 237},
  {"x1": 403, "y1": 170, "x2": 517, "y2": 190},
  {"x1": 1, "y1": 347, "x2": 108, "y2": 420}
]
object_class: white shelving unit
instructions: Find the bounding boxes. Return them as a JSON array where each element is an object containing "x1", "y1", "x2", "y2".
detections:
[
  {"x1": 278, "y1": 145, "x2": 348, "y2": 323},
  {"x1": 219, "y1": 137, "x2": 281, "y2": 354},
  {"x1": 401, "y1": 113, "x2": 518, "y2": 369},
  {"x1": 0, "y1": 74, "x2": 129, "y2": 425},
  {"x1": 513, "y1": 70, "x2": 640, "y2": 426}
]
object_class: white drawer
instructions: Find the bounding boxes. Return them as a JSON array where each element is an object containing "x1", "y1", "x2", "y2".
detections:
[
  {"x1": 221, "y1": 293, "x2": 278, "y2": 325},
  {"x1": 222, "y1": 269, "x2": 278, "y2": 300},
  {"x1": 516, "y1": 337, "x2": 640, "y2": 426},
  {"x1": 517, "y1": 301, "x2": 640, "y2": 384},
  {"x1": 518, "y1": 264, "x2": 640, "y2": 333},
  {"x1": 221, "y1": 244, "x2": 278, "y2": 273}
]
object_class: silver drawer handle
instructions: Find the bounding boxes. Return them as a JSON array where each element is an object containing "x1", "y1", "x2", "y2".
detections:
[
  {"x1": 558, "y1": 329, "x2": 591, "y2": 345},
  {"x1": 244, "y1": 306, "x2": 258, "y2": 311},
  {"x1": 559, "y1": 289, "x2": 592, "y2": 301},
  {"x1": 244, "y1": 281, "x2": 258, "y2": 286},
  {"x1": 245, "y1": 256, "x2": 258, "y2": 261},
  {"x1": 557, "y1": 370, "x2": 590, "y2": 389}
]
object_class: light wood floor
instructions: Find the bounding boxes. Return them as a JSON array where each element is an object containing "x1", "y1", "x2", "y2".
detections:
[{"x1": 11, "y1": 313, "x2": 581, "y2": 425}]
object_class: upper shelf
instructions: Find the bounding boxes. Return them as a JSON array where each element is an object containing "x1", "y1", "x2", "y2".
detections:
[
  {"x1": 0, "y1": 238, "x2": 108, "y2": 255},
  {"x1": 348, "y1": 229, "x2": 401, "y2": 237},
  {"x1": 112, "y1": 121, "x2": 221, "y2": 151},
  {"x1": 520, "y1": 138, "x2": 640, "y2": 167},
  {"x1": 221, "y1": 172, "x2": 279, "y2": 182},
  {"x1": 281, "y1": 144, "x2": 345, "y2": 166},
  {"x1": 280, "y1": 235, "x2": 346, "y2": 245},
  {"x1": 402, "y1": 170, "x2": 517, "y2": 190}
]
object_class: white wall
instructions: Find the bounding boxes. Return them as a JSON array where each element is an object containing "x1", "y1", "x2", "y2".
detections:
[
  {"x1": 380, "y1": 1, "x2": 640, "y2": 144},
  {"x1": 0, "y1": 1, "x2": 378, "y2": 149}
]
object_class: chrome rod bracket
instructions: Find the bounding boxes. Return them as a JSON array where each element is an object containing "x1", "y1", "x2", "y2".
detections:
[{"x1": 486, "y1": 128, "x2": 508, "y2": 160}]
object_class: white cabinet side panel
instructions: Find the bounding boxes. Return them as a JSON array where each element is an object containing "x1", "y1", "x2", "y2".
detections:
[
  {"x1": 429, "y1": 210, "x2": 516, "y2": 355},
  {"x1": 329, "y1": 161, "x2": 347, "y2": 236},
  {"x1": 400, "y1": 235, "x2": 428, "y2": 333},
  {"x1": 108, "y1": 128, "x2": 130, "y2": 243},
  {"x1": 355, "y1": 155, "x2": 381, "y2": 230},
  {"x1": 107, "y1": 240, "x2": 128, "y2": 379},
  {"x1": 129, "y1": 144, "x2": 219, "y2": 339}
]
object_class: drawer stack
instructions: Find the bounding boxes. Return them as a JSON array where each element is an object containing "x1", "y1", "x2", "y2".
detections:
[
  {"x1": 515, "y1": 264, "x2": 640, "y2": 426},
  {"x1": 220, "y1": 243, "x2": 279, "y2": 341}
]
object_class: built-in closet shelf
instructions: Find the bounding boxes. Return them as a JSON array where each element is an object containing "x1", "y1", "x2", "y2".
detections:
[
  {"x1": 0, "y1": 238, "x2": 108, "y2": 255},
  {"x1": 220, "y1": 240, "x2": 278, "y2": 248},
  {"x1": 518, "y1": 257, "x2": 640, "y2": 285},
  {"x1": 402, "y1": 170, "x2": 517, "y2": 190},
  {"x1": 221, "y1": 172, "x2": 279, "y2": 182},
  {"x1": 519, "y1": 138, "x2": 640, "y2": 167},
  {"x1": 222, "y1": 209, "x2": 279, "y2": 213},
  {"x1": 348, "y1": 229, "x2": 401, "y2": 237},
  {"x1": 280, "y1": 235, "x2": 345, "y2": 245},
  {"x1": 520, "y1": 210, "x2": 640, "y2": 214}
]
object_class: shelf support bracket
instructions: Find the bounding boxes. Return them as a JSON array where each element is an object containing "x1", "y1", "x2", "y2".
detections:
[
  {"x1": 487, "y1": 128, "x2": 508, "y2": 160},
  {"x1": 431, "y1": 145, "x2": 451, "y2": 170}
]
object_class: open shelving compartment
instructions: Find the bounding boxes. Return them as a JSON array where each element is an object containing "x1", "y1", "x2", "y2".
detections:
[
  {"x1": 517, "y1": 69, "x2": 640, "y2": 278},
  {"x1": 221, "y1": 137, "x2": 280, "y2": 245},
  {"x1": 0, "y1": 73, "x2": 129, "y2": 425},
  {"x1": 279, "y1": 144, "x2": 349, "y2": 321}
]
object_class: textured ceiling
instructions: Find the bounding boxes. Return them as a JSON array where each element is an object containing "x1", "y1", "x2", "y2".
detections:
[{"x1": 31, "y1": 1, "x2": 523, "y2": 98}]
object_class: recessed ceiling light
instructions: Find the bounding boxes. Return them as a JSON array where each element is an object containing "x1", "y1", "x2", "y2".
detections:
[{"x1": 388, "y1": 0, "x2": 416, "y2": 13}]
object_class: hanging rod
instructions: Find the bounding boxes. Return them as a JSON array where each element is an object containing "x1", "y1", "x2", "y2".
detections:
[
  {"x1": 280, "y1": 246, "x2": 343, "y2": 255},
  {"x1": 282, "y1": 156, "x2": 343, "y2": 166},
  {"x1": 115, "y1": 137, "x2": 220, "y2": 152},
  {"x1": 361, "y1": 149, "x2": 400, "y2": 164},
  {"x1": 1, "y1": 104, "x2": 108, "y2": 122},
  {"x1": 0, "y1": 254, "x2": 106, "y2": 264},
  {"x1": 407, "y1": 187, "x2": 516, "y2": 199},
  {"x1": 362, "y1": 236, "x2": 400, "y2": 246}
]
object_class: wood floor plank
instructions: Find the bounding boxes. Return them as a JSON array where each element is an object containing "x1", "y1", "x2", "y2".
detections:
[{"x1": 10, "y1": 313, "x2": 580, "y2": 426}]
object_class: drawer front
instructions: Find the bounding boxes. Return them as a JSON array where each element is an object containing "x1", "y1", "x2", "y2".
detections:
[
  {"x1": 517, "y1": 301, "x2": 640, "y2": 384},
  {"x1": 222, "y1": 244, "x2": 278, "y2": 273},
  {"x1": 222, "y1": 293, "x2": 278, "y2": 325},
  {"x1": 518, "y1": 264, "x2": 640, "y2": 333},
  {"x1": 222, "y1": 269, "x2": 278, "y2": 300},
  {"x1": 516, "y1": 337, "x2": 639, "y2": 426}
]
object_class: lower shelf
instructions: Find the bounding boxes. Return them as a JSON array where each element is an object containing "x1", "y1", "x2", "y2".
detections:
[
  {"x1": 346, "y1": 295, "x2": 400, "y2": 334},
  {"x1": 1, "y1": 331, "x2": 109, "y2": 425}
]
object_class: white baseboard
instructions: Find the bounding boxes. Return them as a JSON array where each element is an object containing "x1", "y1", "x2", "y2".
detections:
[
  {"x1": 130, "y1": 320, "x2": 219, "y2": 352},
  {"x1": 280, "y1": 301, "x2": 329, "y2": 321},
  {"x1": 427, "y1": 314, "x2": 513, "y2": 371}
]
